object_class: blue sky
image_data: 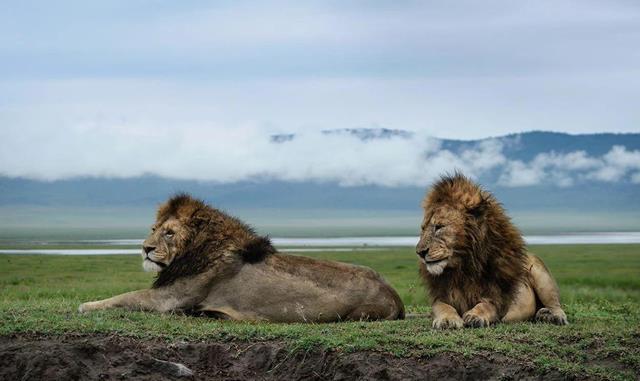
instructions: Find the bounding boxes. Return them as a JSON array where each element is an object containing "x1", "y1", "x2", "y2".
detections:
[{"x1": 1, "y1": 1, "x2": 639, "y2": 183}]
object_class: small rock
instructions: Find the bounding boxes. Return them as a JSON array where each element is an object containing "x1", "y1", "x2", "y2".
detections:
[{"x1": 151, "y1": 358, "x2": 194, "y2": 378}]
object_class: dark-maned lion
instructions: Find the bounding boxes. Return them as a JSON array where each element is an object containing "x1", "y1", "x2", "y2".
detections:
[
  {"x1": 416, "y1": 174, "x2": 568, "y2": 329},
  {"x1": 79, "y1": 194, "x2": 404, "y2": 322}
]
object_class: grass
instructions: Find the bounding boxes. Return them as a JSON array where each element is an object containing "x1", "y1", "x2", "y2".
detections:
[{"x1": 1, "y1": 244, "x2": 639, "y2": 379}]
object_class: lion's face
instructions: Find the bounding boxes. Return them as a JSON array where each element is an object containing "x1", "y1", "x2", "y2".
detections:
[
  {"x1": 141, "y1": 218, "x2": 187, "y2": 272},
  {"x1": 416, "y1": 205, "x2": 468, "y2": 276}
]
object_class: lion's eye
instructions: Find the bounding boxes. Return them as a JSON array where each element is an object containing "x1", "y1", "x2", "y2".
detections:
[
  {"x1": 151, "y1": 227, "x2": 156, "y2": 232},
  {"x1": 434, "y1": 224, "x2": 445, "y2": 232},
  {"x1": 165, "y1": 230, "x2": 174, "y2": 238}
]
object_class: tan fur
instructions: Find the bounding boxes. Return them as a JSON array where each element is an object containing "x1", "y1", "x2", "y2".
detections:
[
  {"x1": 79, "y1": 194, "x2": 404, "y2": 322},
  {"x1": 416, "y1": 174, "x2": 568, "y2": 328}
]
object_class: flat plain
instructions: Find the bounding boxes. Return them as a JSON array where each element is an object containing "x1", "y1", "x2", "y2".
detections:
[{"x1": 1, "y1": 244, "x2": 639, "y2": 380}]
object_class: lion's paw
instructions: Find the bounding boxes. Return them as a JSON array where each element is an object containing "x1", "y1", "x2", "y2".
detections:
[
  {"x1": 432, "y1": 315, "x2": 464, "y2": 329},
  {"x1": 535, "y1": 307, "x2": 568, "y2": 325},
  {"x1": 462, "y1": 311, "x2": 492, "y2": 328}
]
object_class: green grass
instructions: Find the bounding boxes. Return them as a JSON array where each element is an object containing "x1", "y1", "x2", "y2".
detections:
[{"x1": 1, "y1": 244, "x2": 639, "y2": 379}]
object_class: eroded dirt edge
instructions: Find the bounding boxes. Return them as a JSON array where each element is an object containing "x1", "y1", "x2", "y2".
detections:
[{"x1": 0, "y1": 334, "x2": 574, "y2": 380}]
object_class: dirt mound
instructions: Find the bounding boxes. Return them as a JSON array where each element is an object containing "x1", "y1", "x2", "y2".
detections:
[{"x1": 0, "y1": 334, "x2": 569, "y2": 380}]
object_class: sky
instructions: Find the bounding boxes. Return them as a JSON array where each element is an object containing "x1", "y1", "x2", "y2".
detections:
[{"x1": 1, "y1": 1, "x2": 640, "y2": 184}]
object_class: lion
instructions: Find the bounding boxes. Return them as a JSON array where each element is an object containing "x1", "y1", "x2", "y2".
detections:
[
  {"x1": 79, "y1": 194, "x2": 404, "y2": 322},
  {"x1": 416, "y1": 174, "x2": 568, "y2": 329}
]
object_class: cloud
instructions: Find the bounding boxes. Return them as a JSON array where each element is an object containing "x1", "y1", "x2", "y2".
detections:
[
  {"x1": 2, "y1": 101, "x2": 638, "y2": 189},
  {"x1": 499, "y1": 146, "x2": 640, "y2": 187},
  {"x1": 0, "y1": 109, "x2": 506, "y2": 186},
  {"x1": 3, "y1": 1, "x2": 640, "y2": 80},
  {"x1": 2, "y1": 2, "x2": 640, "y2": 140},
  {"x1": 497, "y1": 161, "x2": 545, "y2": 187},
  {"x1": 0, "y1": 75, "x2": 637, "y2": 187},
  {"x1": 0, "y1": 82, "x2": 509, "y2": 186},
  {"x1": 1, "y1": 0, "x2": 640, "y2": 187}
]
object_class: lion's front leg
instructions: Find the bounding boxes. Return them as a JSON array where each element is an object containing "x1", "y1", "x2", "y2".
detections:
[
  {"x1": 79, "y1": 289, "x2": 177, "y2": 313},
  {"x1": 502, "y1": 282, "x2": 537, "y2": 323},
  {"x1": 528, "y1": 255, "x2": 568, "y2": 325},
  {"x1": 431, "y1": 300, "x2": 464, "y2": 329},
  {"x1": 462, "y1": 301, "x2": 498, "y2": 328},
  {"x1": 79, "y1": 270, "x2": 216, "y2": 314}
]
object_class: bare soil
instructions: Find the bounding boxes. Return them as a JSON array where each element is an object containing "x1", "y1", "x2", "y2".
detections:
[{"x1": 0, "y1": 334, "x2": 574, "y2": 381}]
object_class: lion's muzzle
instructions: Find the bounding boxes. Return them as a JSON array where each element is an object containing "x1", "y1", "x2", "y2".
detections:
[{"x1": 144, "y1": 255, "x2": 166, "y2": 268}]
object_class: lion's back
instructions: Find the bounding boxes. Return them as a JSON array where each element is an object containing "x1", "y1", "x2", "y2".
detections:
[{"x1": 268, "y1": 253, "x2": 404, "y2": 319}]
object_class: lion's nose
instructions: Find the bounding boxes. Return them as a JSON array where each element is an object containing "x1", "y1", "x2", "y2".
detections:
[
  {"x1": 417, "y1": 247, "x2": 429, "y2": 259},
  {"x1": 143, "y1": 245, "x2": 156, "y2": 254}
]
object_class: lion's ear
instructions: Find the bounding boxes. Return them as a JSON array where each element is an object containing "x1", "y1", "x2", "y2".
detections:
[
  {"x1": 468, "y1": 203, "x2": 486, "y2": 219},
  {"x1": 187, "y1": 208, "x2": 210, "y2": 229},
  {"x1": 467, "y1": 193, "x2": 488, "y2": 219},
  {"x1": 238, "y1": 236, "x2": 276, "y2": 263}
]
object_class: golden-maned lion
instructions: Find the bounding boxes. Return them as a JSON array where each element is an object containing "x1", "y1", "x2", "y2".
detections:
[
  {"x1": 79, "y1": 194, "x2": 404, "y2": 322},
  {"x1": 416, "y1": 174, "x2": 568, "y2": 329}
]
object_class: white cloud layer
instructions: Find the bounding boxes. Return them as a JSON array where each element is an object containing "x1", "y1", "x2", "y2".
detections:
[
  {"x1": 0, "y1": 115, "x2": 503, "y2": 186},
  {"x1": 499, "y1": 146, "x2": 640, "y2": 187},
  {"x1": 1, "y1": 104, "x2": 638, "y2": 188}
]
